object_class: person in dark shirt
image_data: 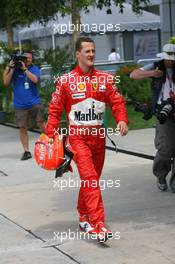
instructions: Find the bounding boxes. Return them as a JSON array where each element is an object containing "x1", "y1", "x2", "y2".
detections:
[{"x1": 130, "y1": 43, "x2": 175, "y2": 193}]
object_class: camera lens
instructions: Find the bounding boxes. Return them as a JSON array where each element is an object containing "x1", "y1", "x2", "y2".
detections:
[{"x1": 157, "y1": 104, "x2": 172, "y2": 124}]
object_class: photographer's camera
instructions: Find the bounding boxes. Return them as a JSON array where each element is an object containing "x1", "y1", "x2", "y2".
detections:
[
  {"x1": 156, "y1": 100, "x2": 174, "y2": 124},
  {"x1": 10, "y1": 53, "x2": 27, "y2": 69}
]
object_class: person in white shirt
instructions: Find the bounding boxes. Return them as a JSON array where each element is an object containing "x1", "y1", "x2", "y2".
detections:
[
  {"x1": 130, "y1": 43, "x2": 175, "y2": 193},
  {"x1": 108, "y1": 48, "x2": 120, "y2": 62}
]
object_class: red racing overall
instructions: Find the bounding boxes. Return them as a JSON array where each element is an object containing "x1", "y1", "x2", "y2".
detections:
[{"x1": 46, "y1": 65, "x2": 128, "y2": 226}]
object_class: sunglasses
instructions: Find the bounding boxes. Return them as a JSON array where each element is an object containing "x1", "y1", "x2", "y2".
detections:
[{"x1": 165, "y1": 52, "x2": 175, "y2": 55}]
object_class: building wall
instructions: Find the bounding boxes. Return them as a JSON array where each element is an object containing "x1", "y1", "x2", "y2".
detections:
[
  {"x1": 123, "y1": 32, "x2": 134, "y2": 60},
  {"x1": 25, "y1": 30, "x2": 160, "y2": 62},
  {"x1": 123, "y1": 30, "x2": 160, "y2": 62},
  {"x1": 32, "y1": 36, "x2": 52, "y2": 49},
  {"x1": 160, "y1": 0, "x2": 175, "y2": 46},
  {"x1": 30, "y1": 32, "x2": 123, "y2": 61},
  {"x1": 55, "y1": 35, "x2": 71, "y2": 49},
  {"x1": 133, "y1": 30, "x2": 159, "y2": 61},
  {"x1": 90, "y1": 34, "x2": 112, "y2": 61}
]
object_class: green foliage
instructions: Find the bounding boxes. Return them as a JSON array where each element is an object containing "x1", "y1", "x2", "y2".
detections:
[
  {"x1": 116, "y1": 64, "x2": 152, "y2": 103},
  {"x1": 106, "y1": 104, "x2": 155, "y2": 130},
  {"x1": 40, "y1": 46, "x2": 71, "y2": 75},
  {"x1": 0, "y1": 0, "x2": 66, "y2": 29},
  {"x1": 126, "y1": 104, "x2": 155, "y2": 130},
  {"x1": 98, "y1": 0, "x2": 150, "y2": 13},
  {"x1": 0, "y1": 0, "x2": 152, "y2": 31},
  {"x1": 0, "y1": 42, "x2": 13, "y2": 57},
  {"x1": 37, "y1": 47, "x2": 72, "y2": 108},
  {"x1": 169, "y1": 36, "x2": 175, "y2": 45},
  {"x1": 0, "y1": 43, "x2": 13, "y2": 112},
  {"x1": 0, "y1": 65, "x2": 13, "y2": 113},
  {"x1": 0, "y1": 0, "x2": 151, "y2": 49}
]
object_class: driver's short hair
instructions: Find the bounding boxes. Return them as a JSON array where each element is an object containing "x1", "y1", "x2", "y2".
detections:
[{"x1": 75, "y1": 37, "x2": 95, "y2": 52}]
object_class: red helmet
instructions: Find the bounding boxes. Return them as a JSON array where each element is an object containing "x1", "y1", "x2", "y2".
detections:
[{"x1": 34, "y1": 134, "x2": 64, "y2": 170}]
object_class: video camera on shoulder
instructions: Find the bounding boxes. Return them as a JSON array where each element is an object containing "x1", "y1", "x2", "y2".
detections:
[
  {"x1": 10, "y1": 52, "x2": 27, "y2": 68},
  {"x1": 156, "y1": 99, "x2": 175, "y2": 124}
]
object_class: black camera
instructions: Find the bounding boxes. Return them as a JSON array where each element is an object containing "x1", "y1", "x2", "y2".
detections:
[
  {"x1": 156, "y1": 100, "x2": 174, "y2": 124},
  {"x1": 134, "y1": 102, "x2": 152, "y2": 120},
  {"x1": 10, "y1": 53, "x2": 27, "y2": 68}
]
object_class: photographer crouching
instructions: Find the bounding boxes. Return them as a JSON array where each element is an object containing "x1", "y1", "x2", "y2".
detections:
[
  {"x1": 130, "y1": 43, "x2": 175, "y2": 193},
  {"x1": 3, "y1": 51, "x2": 45, "y2": 160}
]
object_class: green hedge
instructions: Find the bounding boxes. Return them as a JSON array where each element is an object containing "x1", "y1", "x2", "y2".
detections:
[
  {"x1": 116, "y1": 64, "x2": 152, "y2": 103},
  {"x1": 105, "y1": 64, "x2": 155, "y2": 130},
  {"x1": 106, "y1": 104, "x2": 155, "y2": 130}
]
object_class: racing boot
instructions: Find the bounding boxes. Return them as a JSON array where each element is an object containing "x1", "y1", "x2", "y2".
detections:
[
  {"x1": 95, "y1": 222, "x2": 113, "y2": 243},
  {"x1": 79, "y1": 215, "x2": 95, "y2": 234}
]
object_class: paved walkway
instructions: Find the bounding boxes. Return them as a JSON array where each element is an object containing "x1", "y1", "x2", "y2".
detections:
[{"x1": 0, "y1": 125, "x2": 174, "y2": 264}]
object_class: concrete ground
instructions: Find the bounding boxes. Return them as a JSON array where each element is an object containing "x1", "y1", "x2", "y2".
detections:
[{"x1": 0, "y1": 125, "x2": 175, "y2": 264}]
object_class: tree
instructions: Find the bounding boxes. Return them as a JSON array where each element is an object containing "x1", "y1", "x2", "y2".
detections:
[
  {"x1": 0, "y1": 0, "x2": 150, "y2": 49},
  {"x1": 0, "y1": 0, "x2": 66, "y2": 48},
  {"x1": 96, "y1": 0, "x2": 150, "y2": 13},
  {"x1": 59, "y1": 0, "x2": 150, "y2": 53}
]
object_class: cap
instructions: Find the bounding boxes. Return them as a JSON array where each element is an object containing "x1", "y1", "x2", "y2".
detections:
[{"x1": 157, "y1": 43, "x2": 175, "y2": 61}]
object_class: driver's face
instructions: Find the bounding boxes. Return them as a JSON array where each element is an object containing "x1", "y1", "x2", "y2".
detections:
[{"x1": 76, "y1": 42, "x2": 95, "y2": 68}]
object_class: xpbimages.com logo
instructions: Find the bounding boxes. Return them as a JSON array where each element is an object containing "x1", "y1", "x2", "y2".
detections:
[
  {"x1": 53, "y1": 229, "x2": 121, "y2": 243},
  {"x1": 54, "y1": 127, "x2": 121, "y2": 139},
  {"x1": 53, "y1": 74, "x2": 121, "y2": 85},
  {"x1": 53, "y1": 177, "x2": 120, "y2": 191},
  {"x1": 53, "y1": 22, "x2": 120, "y2": 35}
]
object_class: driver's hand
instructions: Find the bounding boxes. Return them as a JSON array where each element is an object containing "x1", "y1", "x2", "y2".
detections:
[{"x1": 117, "y1": 121, "x2": 128, "y2": 136}]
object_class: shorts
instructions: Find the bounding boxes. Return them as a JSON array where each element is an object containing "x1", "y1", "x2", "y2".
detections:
[{"x1": 15, "y1": 104, "x2": 45, "y2": 128}]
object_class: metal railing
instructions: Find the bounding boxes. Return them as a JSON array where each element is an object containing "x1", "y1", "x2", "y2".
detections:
[
  {"x1": 40, "y1": 58, "x2": 160, "y2": 81},
  {"x1": 137, "y1": 58, "x2": 160, "y2": 65}
]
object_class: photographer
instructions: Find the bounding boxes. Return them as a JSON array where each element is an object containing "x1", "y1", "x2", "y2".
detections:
[
  {"x1": 3, "y1": 51, "x2": 45, "y2": 160},
  {"x1": 130, "y1": 43, "x2": 175, "y2": 192}
]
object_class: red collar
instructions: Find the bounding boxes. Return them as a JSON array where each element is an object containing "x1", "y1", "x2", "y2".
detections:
[{"x1": 75, "y1": 65, "x2": 96, "y2": 76}]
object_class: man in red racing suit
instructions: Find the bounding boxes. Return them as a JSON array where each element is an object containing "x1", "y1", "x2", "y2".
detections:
[{"x1": 46, "y1": 37, "x2": 128, "y2": 242}]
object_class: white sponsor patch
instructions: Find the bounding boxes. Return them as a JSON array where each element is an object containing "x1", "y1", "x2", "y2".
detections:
[
  {"x1": 69, "y1": 98, "x2": 105, "y2": 126},
  {"x1": 52, "y1": 94, "x2": 59, "y2": 104},
  {"x1": 99, "y1": 84, "x2": 106, "y2": 92},
  {"x1": 55, "y1": 88, "x2": 60, "y2": 94},
  {"x1": 72, "y1": 93, "x2": 86, "y2": 99}
]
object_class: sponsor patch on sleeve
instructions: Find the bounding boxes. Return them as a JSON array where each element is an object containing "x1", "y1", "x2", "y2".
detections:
[
  {"x1": 92, "y1": 83, "x2": 98, "y2": 91},
  {"x1": 77, "y1": 83, "x2": 86, "y2": 92},
  {"x1": 99, "y1": 85, "x2": 106, "y2": 92}
]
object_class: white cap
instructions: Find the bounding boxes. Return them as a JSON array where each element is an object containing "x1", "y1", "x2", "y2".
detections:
[{"x1": 157, "y1": 43, "x2": 175, "y2": 61}]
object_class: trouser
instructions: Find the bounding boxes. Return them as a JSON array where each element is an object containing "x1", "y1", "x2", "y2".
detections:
[
  {"x1": 68, "y1": 128, "x2": 105, "y2": 225},
  {"x1": 14, "y1": 104, "x2": 45, "y2": 128},
  {"x1": 153, "y1": 118, "x2": 175, "y2": 179}
]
